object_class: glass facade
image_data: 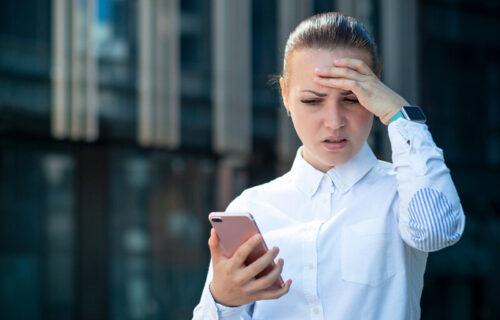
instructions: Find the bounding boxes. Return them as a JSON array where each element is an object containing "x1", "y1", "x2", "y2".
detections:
[
  {"x1": 418, "y1": 1, "x2": 500, "y2": 318},
  {"x1": 1, "y1": 0, "x2": 499, "y2": 319},
  {"x1": 180, "y1": 0, "x2": 212, "y2": 150},
  {"x1": 0, "y1": 0, "x2": 51, "y2": 136},
  {"x1": 97, "y1": 0, "x2": 139, "y2": 141},
  {"x1": 0, "y1": 142, "x2": 76, "y2": 319},
  {"x1": 108, "y1": 151, "x2": 214, "y2": 319}
]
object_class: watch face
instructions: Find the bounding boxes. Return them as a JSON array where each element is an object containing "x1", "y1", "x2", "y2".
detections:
[{"x1": 402, "y1": 106, "x2": 427, "y2": 122}]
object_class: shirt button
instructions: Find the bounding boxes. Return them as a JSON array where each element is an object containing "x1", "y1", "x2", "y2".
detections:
[
  {"x1": 308, "y1": 263, "x2": 314, "y2": 270},
  {"x1": 322, "y1": 176, "x2": 329, "y2": 183},
  {"x1": 321, "y1": 197, "x2": 327, "y2": 204},
  {"x1": 313, "y1": 307, "x2": 320, "y2": 314}
]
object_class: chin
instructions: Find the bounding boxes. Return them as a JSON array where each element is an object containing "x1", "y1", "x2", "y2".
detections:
[
  {"x1": 316, "y1": 157, "x2": 343, "y2": 170},
  {"x1": 321, "y1": 152, "x2": 351, "y2": 167},
  {"x1": 326, "y1": 158, "x2": 347, "y2": 167}
]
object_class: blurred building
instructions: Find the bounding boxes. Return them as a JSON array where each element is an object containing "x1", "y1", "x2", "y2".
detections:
[{"x1": 0, "y1": 0, "x2": 499, "y2": 319}]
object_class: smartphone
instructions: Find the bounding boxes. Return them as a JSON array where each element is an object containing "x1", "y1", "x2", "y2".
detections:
[{"x1": 208, "y1": 212, "x2": 284, "y2": 290}]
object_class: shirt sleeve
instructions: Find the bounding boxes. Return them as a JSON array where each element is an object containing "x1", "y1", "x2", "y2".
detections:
[{"x1": 388, "y1": 118, "x2": 466, "y2": 252}]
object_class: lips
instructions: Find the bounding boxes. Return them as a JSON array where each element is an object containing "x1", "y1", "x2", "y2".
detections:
[
  {"x1": 323, "y1": 136, "x2": 347, "y2": 143},
  {"x1": 323, "y1": 138, "x2": 347, "y2": 143},
  {"x1": 322, "y1": 136, "x2": 348, "y2": 150}
]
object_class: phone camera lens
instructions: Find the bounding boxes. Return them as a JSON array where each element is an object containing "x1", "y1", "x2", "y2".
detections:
[{"x1": 211, "y1": 217, "x2": 223, "y2": 223}]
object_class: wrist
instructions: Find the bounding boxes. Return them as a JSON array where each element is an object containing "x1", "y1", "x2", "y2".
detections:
[
  {"x1": 381, "y1": 107, "x2": 402, "y2": 125},
  {"x1": 380, "y1": 96, "x2": 408, "y2": 124},
  {"x1": 209, "y1": 282, "x2": 240, "y2": 308},
  {"x1": 209, "y1": 282, "x2": 224, "y2": 305}
]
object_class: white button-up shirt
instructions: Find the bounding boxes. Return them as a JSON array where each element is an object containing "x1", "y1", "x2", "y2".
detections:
[{"x1": 193, "y1": 119, "x2": 466, "y2": 320}]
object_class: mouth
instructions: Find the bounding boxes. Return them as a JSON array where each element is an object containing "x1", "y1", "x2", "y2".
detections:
[
  {"x1": 322, "y1": 137, "x2": 348, "y2": 150},
  {"x1": 323, "y1": 138, "x2": 347, "y2": 143}
]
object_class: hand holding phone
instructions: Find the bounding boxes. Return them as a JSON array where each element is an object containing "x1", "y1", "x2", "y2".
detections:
[{"x1": 207, "y1": 212, "x2": 292, "y2": 307}]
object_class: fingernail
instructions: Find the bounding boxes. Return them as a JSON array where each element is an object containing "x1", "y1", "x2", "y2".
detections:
[
  {"x1": 273, "y1": 247, "x2": 280, "y2": 254},
  {"x1": 279, "y1": 259, "x2": 284, "y2": 266},
  {"x1": 335, "y1": 59, "x2": 342, "y2": 63},
  {"x1": 315, "y1": 67, "x2": 324, "y2": 73}
]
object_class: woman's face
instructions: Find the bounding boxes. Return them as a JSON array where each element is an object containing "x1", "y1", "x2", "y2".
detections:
[{"x1": 281, "y1": 48, "x2": 374, "y2": 172}]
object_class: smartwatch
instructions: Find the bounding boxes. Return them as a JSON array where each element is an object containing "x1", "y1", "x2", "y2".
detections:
[{"x1": 389, "y1": 106, "x2": 427, "y2": 124}]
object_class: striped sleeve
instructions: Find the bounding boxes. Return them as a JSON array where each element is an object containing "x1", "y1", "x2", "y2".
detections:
[
  {"x1": 388, "y1": 119, "x2": 465, "y2": 252},
  {"x1": 408, "y1": 188, "x2": 462, "y2": 251}
]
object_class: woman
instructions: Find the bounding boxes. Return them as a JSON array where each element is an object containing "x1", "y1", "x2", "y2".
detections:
[{"x1": 193, "y1": 12, "x2": 465, "y2": 319}]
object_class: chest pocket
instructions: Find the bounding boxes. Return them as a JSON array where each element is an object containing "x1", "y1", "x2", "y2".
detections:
[{"x1": 340, "y1": 216, "x2": 396, "y2": 287}]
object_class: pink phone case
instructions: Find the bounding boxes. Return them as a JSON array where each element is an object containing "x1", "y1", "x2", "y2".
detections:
[{"x1": 209, "y1": 212, "x2": 284, "y2": 290}]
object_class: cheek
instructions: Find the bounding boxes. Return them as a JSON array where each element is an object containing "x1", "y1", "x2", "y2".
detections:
[
  {"x1": 291, "y1": 110, "x2": 321, "y2": 140},
  {"x1": 351, "y1": 111, "x2": 373, "y2": 135},
  {"x1": 295, "y1": 110, "x2": 321, "y2": 128},
  {"x1": 362, "y1": 117, "x2": 374, "y2": 137}
]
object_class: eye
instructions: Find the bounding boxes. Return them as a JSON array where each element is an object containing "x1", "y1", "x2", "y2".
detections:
[
  {"x1": 300, "y1": 99, "x2": 321, "y2": 105},
  {"x1": 344, "y1": 97, "x2": 359, "y2": 104}
]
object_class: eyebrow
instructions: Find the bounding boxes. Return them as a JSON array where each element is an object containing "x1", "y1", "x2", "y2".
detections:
[
  {"x1": 340, "y1": 90, "x2": 355, "y2": 96},
  {"x1": 300, "y1": 90, "x2": 327, "y2": 97}
]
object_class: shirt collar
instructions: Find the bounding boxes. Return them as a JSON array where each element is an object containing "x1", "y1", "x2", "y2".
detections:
[{"x1": 290, "y1": 143, "x2": 378, "y2": 197}]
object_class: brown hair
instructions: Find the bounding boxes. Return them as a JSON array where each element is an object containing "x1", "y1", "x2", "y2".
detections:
[{"x1": 281, "y1": 12, "x2": 381, "y2": 84}]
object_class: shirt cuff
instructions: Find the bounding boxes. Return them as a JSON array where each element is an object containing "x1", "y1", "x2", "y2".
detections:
[
  {"x1": 208, "y1": 283, "x2": 247, "y2": 319},
  {"x1": 388, "y1": 118, "x2": 432, "y2": 149},
  {"x1": 198, "y1": 284, "x2": 220, "y2": 320},
  {"x1": 215, "y1": 301, "x2": 247, "y2": 318},
  {"x1": 388, "y1": 118, "x2": 443, "y2": 175}
]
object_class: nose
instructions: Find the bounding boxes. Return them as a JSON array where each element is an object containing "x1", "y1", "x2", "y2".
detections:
[{"x1": 323, "y1": 101, "x2": 346, "y2": 130}]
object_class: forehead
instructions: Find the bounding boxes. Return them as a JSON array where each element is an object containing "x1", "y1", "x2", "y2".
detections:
[{"x1": 287, "y1": 48, "x2": 371, "y2": 90}]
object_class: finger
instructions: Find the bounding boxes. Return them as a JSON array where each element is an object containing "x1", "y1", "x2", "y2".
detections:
[
  {"x1": 246, "y1": 257, "x2": 284, "y2": 292},
  {"x1": 238, "y1": 246, "x2": 280, "y2": 282},
  {"x1": 208, "y1": 228, "x2": 225, "y2": 261},
  {"x1": 314, "y1": 66, "x2": 364, "y2": 81},
  {"x1": 255, "y1": 278, "x2": 292, "y2": 301},
  {"x1": 333, "y1": 58, "x2": 374, "y2": 76},
  {"x1": 227, "y1": 233, "x2": 263, "y2": 269},
  {"x1": 314, "y1": 76, "x2": 359, "y2": 93}
]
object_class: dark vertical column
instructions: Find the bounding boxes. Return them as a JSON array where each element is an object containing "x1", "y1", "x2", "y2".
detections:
[{"x1": 76, "y1": 146, "x2": 108, "y2": 320}]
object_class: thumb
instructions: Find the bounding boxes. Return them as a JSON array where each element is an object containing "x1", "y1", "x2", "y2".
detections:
[{"x1": 208, "y1": 228, "x2": 225, "y2": 260}]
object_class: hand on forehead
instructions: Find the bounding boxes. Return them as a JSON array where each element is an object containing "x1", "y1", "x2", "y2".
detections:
[{"x1": 285, "y1": 48, "x2": 373, "y2": 89}]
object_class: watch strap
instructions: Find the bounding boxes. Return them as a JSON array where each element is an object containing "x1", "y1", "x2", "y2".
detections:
[{"x1": 388, "y1": 110, "x2": 404, "y2": 124}]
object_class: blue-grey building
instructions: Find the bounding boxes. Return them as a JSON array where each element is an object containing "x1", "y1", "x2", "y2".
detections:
[{"x1": 1, "y1": 0, "x2": 499, "y2": 319}]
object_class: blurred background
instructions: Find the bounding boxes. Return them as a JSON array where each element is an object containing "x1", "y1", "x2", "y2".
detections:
[{"x1": 0, "y1": 0, "x2": 499, "y2": 319}]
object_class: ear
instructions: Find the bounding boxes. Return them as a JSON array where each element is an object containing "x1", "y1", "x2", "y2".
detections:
[{"x1": 279, "y1": 77, "x2": 289, "y2": 113}]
